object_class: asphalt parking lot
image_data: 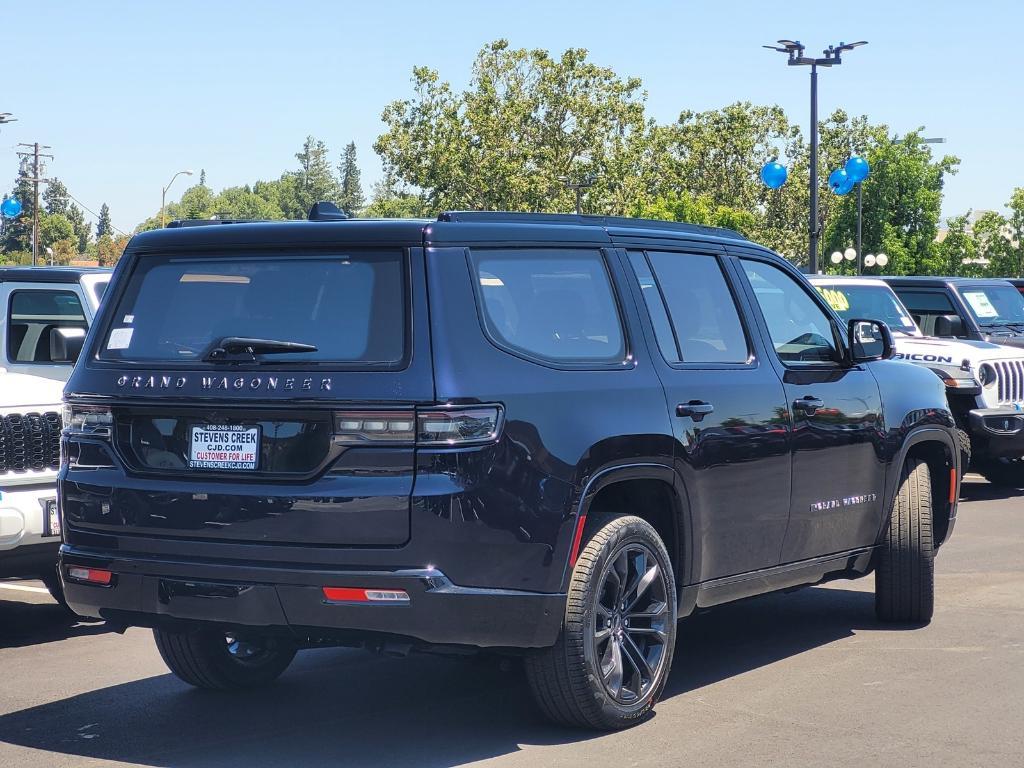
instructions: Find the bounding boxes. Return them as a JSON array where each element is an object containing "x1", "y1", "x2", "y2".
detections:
[{"x1": 0, "y1": 474, "x2": 1020, "y2": 768}]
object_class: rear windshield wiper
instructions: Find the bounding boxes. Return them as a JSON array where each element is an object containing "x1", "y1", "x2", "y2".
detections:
[{"x1": 204, "y1": 336, "x2": 318, "y2": 363}]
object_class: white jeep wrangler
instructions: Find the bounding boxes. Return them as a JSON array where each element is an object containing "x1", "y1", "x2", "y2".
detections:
[
  {"x1": 0, "y1": 267, "x2": 110, "y2": 603},
  {"x1": 812, "y1": 276, "x2": 1024, "y2": 487}
]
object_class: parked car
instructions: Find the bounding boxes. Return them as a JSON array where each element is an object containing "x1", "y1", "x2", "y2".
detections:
[
  {"x1": 0, "y1": 266, "x2": 112, "y2": 381},
  {"x1": 812, "y1": 276, "x2": 1024, "y2": 486},
  {"x1": 885, "y1": 276, "x2": 1024, "y2": 351},
  {"x1": 0, "y1": 370, "x2": 67, "y2": 603},
  {"x1": 59, "y1": 208, "x2": 959, "y2": 730}
]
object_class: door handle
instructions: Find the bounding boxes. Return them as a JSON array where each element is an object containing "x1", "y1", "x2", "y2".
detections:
[
  {"x1": 676, "y1": 401, "x2": 715, "y2": 422},
  {"x1": 793, "y1": 396, "x2": 825, "y2": 415}
]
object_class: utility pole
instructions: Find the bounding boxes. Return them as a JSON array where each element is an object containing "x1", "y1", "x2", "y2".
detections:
[{"x1": 16, "y1": 142, "x2": 53, "y2": 267}]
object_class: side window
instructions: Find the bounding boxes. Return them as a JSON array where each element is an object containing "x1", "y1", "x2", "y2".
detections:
[
  {"x1": 629, "y1": 251, "x2": 749, "y2": 364},
  {"x1": 470, "y1": 249, "x2": 626, "y2": 364},
  {"x1": 893, "y1": 290, "x2": 959, "y2": 336},
  {"x1": 7, "y1": 289, "x2": 87, "y2": 364},
  {"x1": 742, "y1": 260, "x2": 840, "y2": 365}
]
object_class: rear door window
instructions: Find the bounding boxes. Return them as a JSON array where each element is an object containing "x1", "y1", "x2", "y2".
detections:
[
  {"x1": 892, "y1": 289, "x2": 959, "y2": 336},
  {"x1": 628, "y1": 251, "x2": 750, "y2": 364},
  {"x1": 99, "y1": 251, "x2": 406, "y2": 365},
  {"x1": 7, "y1": 289, "x2": 87, "y2": 363},
  {"x1": 469, "y1": 249, "x2": 626, "y2": 364}
]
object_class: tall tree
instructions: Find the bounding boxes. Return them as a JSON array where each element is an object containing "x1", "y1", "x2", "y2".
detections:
[
  {"x1": 375, "y1": 40, "x2": 653, "y2": 214},
  {"x1": 199, "y1": 168, "x2": 207, "y2": 187},
  {"x1": 2, "y1": 168, "x2": 36, "y2": 252},
  {"x1": 1001, "y1": 188, "x2": 1024, "y2": 277},
  {"x1": 43, "y1": 177, "x2": 71, "y2": 217},
  {"x1": 66, "y1": 203, "x2": 90, "y2": 253},
  {"x1": 289, "y1": 135, "x2": 341, "y2": 217},
  {"x1": 96, "y1": 203, "x2": 113, "y2": 239},
  {"x1": 338, "y1": 142, "x2": 365, "y2": 216},
  {"x1": 937, "y1": 214, "x2": 982, "y2": 277}
]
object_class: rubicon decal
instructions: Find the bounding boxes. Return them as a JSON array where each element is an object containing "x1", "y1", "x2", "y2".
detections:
[
  {"x1": 116, "y1": 375, "x2": 333, "y2": 391},
  {"x1": 892, "y1": 353, "x2": 954, "y2": 364}
]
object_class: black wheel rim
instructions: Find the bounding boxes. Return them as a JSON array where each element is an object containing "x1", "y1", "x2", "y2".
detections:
[{"x1": 592, "y1": 543, "x2": 670, "y2": 704}]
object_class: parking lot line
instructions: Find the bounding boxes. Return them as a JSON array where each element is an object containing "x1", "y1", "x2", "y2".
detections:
[{"x1": 0, "y1": 583, "x2": 50, "y2": 595}]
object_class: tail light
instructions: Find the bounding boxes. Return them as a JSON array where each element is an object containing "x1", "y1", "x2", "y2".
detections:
[
  {"x1": 333, "y1": 406, "x2": 502, "y2": 447},
  {"x1": 66, "y1": 566, "x2": 114, "y2": 586},
  {"x1": 322, "y1": 587, "x2": 410, "y2": 603},
  {"x1": 63, "y1": 404, "x2": 114, "y2": 437}
]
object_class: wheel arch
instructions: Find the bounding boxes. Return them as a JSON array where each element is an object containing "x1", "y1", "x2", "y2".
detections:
[{"x1": 560, "y1": 463, "x2": 692, "y2": 594}]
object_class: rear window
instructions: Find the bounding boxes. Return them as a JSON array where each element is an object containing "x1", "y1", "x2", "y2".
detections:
[
  {"x1": 470, "y1": 248, "x2": 626, "y2": 364},
  {"x1": 99, "y1": 252, "x2": 405, "y2": 365},
  {"x1": 8, "y1": 289, "x2": 87, "y2": 363}
]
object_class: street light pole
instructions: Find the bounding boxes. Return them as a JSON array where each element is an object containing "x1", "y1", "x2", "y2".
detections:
[
  {"x1": 161, "y1": 169, "x2": 194, "y2": 227},
  {"x1": 765, "y1": 39, "x2": 867, "y2": 274},
  {"x1": 856, "y1": 180, "x2": 863, "y2": 275}
]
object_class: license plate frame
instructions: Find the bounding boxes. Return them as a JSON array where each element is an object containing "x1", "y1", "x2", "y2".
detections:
[
  {"x1": 40, "y1": 497, "x2": 60, "y2": 537},
  {"x1": 188, "y1": 424, "x2": 261, "y2": 471}
]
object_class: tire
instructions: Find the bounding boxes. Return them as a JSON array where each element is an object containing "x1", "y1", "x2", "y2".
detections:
[
  {"x1": 153, "y1": 627, "x2": 297, "y2": 690},
  {"x1": 525, "y1": 514, "x2": 677, "y2": 730},
  {"x1": 956, "y1": 428, "x2": 972, "y2": 477},
  {"x1": 976, "y1": 457, "x2": 1023, "y2": 488},
  {"x1": 875, "y1": 458, "x2": 934, "y2": 623}
]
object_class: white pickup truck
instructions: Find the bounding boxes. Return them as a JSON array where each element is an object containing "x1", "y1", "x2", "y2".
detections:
[
  {"x1": 811, "y1": 276, "x2": 1024, "y2": 487},
  {"x1": 0, "y1": 267, "x2": 110, "y2": 603}
]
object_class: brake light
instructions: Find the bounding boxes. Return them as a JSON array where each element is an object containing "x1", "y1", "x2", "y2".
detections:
[
  {"x1": 417, "y1": 407, "x2": 502, "y2": 446},
  {"x1": 333, "y1": 406, "x2": 502, "y2": 447},
  {"x1": 322, "y1": 587, "x2": 410, "y2": 603},
  {"x1": 66, "y1": 566, "x2": 113, "y2": 585}
]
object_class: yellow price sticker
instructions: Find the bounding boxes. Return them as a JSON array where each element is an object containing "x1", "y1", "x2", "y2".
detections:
[{"x1": 816, "y1": 287, "x2": 850, "y2": 313}]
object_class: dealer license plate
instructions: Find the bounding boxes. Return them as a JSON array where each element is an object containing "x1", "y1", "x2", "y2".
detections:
[{"x1": 189, "y1": 424, "x2": 261, "y2": 471}]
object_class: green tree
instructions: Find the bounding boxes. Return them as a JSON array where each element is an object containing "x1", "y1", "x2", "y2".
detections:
[
  {"x1": 1000, "y1": 188, "x2": 1024, "y2": 277},
  {"x1": 38, "y1": 212, "x2": 75, "y2": 249},
  {"x1": 66, "y1": 203, "x2": 90, "y2": 253},
  {"x1": 630, "y1": 190, "x2": 756, "y2": 235},
  {"x1": 338, "y1": 142, "x2": 365, "y2": 216},
  {"x1": 43, "y1": 177, "x2": 71, "y2": 217},
  {"x1": 96, "y1": 203, "x2": 113, "y2": 239},
  {"x1": 936, "y1": 214, "x2": 981, "y2": 277},
  {"x1": 375, "y1": 40, "x2": 652, "y2": 214},
  {"x1": 2, "y1": 169, "x2": 36, "y2": 252},
  {"x1": 212, "y1": 186, "x2": 284, "y2": 220},
  {"x1": 179, "y1": 183, "x2": 215, "y2": 219},
  {"x1": 285, "y1": 135, "x2": 341, "y2": 218},
  {"x1": 973, "y1": 210, "x2": 1011, "y2": 277}
]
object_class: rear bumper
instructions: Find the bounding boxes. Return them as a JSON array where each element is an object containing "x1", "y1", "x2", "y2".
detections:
[
  {"x1": 59, "y1": 546, "x2": 565, "y2": 649},
  {"x1": 968, "y1": 408, "x2": 1024, "y2": 458}
]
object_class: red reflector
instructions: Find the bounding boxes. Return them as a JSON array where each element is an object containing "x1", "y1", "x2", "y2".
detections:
[
  {"x1": 67, "y1": 566, "x2": 113, "y2": 585},
  {"x1": 568, "y1": 513, "x2": 588, "y2": 568},
  {"x1": 322, "y1": 587, "x2": 410, "y2": 603}
]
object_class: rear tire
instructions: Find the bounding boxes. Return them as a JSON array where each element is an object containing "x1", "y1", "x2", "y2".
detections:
[
  {"x1": 977, "y1": 457, "x2": 1023, "y2": 488},
  {"x1": 525, "y1": 514, "x2": 676, "y2": 730},
  {"x1": 154, "y1": 628, "x2": 296, "y2": 690},
  {"x1": 875, "y1": 458, "x2": 934, "y2": 623}
]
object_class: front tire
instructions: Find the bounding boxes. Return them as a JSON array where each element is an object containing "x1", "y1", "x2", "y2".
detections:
[
  {"x1": 875, "y1": 458, "x2": 934, "y2": 623},
  {"x1": 154, "y1": 628, "x2": 296, "y2": 690},
  {"x1": 525, "y1": 515, "x2": 676, "y2": 730}
]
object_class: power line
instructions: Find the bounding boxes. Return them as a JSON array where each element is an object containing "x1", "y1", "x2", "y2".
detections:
[{"x1": 64, "y1": 190, "x2": 128, "y2": 237}]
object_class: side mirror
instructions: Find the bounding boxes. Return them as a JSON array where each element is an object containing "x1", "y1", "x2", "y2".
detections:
[
  {"x1": 847, "y1": 318, "x2": 894, "y2": 364},
  {"x1": 934, "y1": 314, "x2": 965, "y2": 337},
  {"x1": 50, "y1": 327, "x2": 87, "y2": 363}
]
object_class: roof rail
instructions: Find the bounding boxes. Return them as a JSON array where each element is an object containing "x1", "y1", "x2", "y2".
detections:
[
  {"x1": 308, "y1": 201, "x2": 348, "y2": 221},
  {"x1": 437, "y1": 211, "x2": 747, "y2": 240},
  {"x1": 165, "y1": 218, "x2": 256, "y2": 228}
]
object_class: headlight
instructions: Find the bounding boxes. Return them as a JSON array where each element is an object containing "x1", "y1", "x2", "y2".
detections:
[
  {"x1": 63, "y1": 404, "x2": 114, "y2": 435},
  {"x1": 979, "y1": 364, "x2": 997, "y2": 388}
]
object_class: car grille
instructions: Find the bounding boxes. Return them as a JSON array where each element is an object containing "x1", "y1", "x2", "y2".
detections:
[
  {"x1": 0, "y1": 412, "x2": 62, "y2": 473},
  {"x1": 994, "y1": 360, "x2": 1024, "y2": 404}
]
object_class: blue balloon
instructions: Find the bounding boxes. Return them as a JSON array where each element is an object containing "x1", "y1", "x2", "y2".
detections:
[
  {"x1": 760, "y1": 161, "x2": 788, "y2": 189},
  {"x1": 828, "y1": 168, "x2": 849, "y2": 193},
  {"x1": 845, "y1": 155, "x2": 870, "y2": 183},
  {"x1": 836, "y1": 177, "x2": 856, "y2": 196},
  {"x1": 0, "y1": 197, "x2": 22, "y2": 218}
]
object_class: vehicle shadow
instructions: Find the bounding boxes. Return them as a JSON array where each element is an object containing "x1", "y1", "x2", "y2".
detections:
[
  {"x1": 959, "y1": 476, "x2": 1022, "y2": 501},
  {"x1": 0, "y1": 599, "x2": 112, "y2": 649},
  {"x1": 0, "y1": 585, "x2": 886, "y2": 767}
]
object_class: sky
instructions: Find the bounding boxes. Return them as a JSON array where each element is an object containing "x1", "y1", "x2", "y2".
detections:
[{"x1": 2, "y1": 0, "x2": 1022, "y2": 235}]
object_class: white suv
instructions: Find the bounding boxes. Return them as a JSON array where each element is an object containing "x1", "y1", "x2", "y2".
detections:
[
  {"x1": 812, "y1": 276, "x2": 1024, "y2": 486},
  {"x1": 0, "y1": 370, "x2": 66, "y2": 601}
]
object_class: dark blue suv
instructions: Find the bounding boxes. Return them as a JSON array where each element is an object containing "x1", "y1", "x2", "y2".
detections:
[{"x1": 59, "y1": 209, "x2": 959, "y2": 729}]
